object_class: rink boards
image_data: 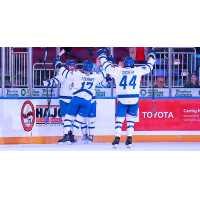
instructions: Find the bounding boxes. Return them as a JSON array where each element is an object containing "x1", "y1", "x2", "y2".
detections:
[{"x1": 0, "y1": 97, "x2": 200, "y2": 144}]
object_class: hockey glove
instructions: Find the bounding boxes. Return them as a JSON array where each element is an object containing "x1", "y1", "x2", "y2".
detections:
[
  {"x1": 106, "y1": 74, "x2": 112, "y2": 83},
  {"x1": 148, "y1": 50, "x2": 157, "y2": 60},
  {"x1": 107, "y1": 55, "x2": 115, "y2": 64},
  {"x1": 97, "y1": 48, "x2": 107, "y2": 60},
  {"x1": 53, "y1": 58, "x2": 62, "y2": 69},
  {"x1": 43, "y1": 79, "x2": 51, "y2": 87}
]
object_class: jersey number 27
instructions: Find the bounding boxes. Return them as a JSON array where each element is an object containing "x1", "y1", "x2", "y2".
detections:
[{"x1": 119, "y1": 75, "x2": 137, "y2": 89}]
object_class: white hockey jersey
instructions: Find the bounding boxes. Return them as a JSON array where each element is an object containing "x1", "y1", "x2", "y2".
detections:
[
  {"x1": 49, "y1": 68, "x2": 74, "y2": 103},
  {"x1": 57, "y1": 67, "x2": 106, "y2": 101},
  {"x1": 100, "y1": 57, "x2": 156, "y2": 104}
]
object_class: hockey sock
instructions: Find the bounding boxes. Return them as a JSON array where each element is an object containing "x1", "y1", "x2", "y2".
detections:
[
  {"x1": 73, "y1": 114, "x2": 85, "y2": 135},
  {"x1": 88, "y1": 117, "x2": 95, "y2": 136},
  {"x1": 81, "y1": 117, "x2": 87, "y2": 135},
  {"x1": 126, "y1": 114, "x2": 135, "y2": 136},
  {"x1": 64, "y1": 114, "x2": 73, "y2": 134},
  {"x1": 115, "y1": 117, "x2": 125, "y2": 137},
  {"x1": 62, "y1": 116, "x2": 64, "y2": 134},
  {"x1": 70, "y1": 116, "x2": 75, "y2": 133}
]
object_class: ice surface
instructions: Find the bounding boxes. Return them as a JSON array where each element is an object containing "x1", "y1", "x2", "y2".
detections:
[{"x1": 0, "y1": 142, "x2": 200, "y2": 151}]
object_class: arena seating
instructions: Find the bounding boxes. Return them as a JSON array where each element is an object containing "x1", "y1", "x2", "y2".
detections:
[
  {"x1": 83, "y1": 57, "x2": 96, "y2": 63},
  {"x1": 12, "y1": 48, "x2": 26, "y2": 52},
  {"x1": 114, "y1": 47, "x2": 129, "y2": 59},
  {"x1": 71, "y1": 47, "x2": 90, "y2": 59},
  {"x1": 33, "y1": 47, "x2": 45, "y2": 58},
  {"x1": 47, "y1": 47, "x2": 56, "y2": 57}
]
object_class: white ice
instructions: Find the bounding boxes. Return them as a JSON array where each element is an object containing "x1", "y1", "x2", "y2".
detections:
[{"x1": 0, "y1": 142, "x2": 200, "y2": 151}]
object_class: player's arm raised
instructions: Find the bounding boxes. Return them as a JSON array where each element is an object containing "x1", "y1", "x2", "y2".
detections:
[
  {"x1": 43, "y1": 58, "x2": 73, "y2": 87},
  {"x1": 97, "y1": 48, "x2": 115, "y2": 77},
  {"x1": 139, "y1": 50, "x2": 157, "y2": 75}
]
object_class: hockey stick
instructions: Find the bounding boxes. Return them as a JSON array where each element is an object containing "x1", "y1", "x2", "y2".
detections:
[
  {"x1": 45, "y1": 49, "x2": 65, "y2": 124},
  {"x1": 42, "y1": 48, "x2": 51, "y2": 123},
  {"x1": 151, "y1": 47, "x2": 155, "y2": 114}
]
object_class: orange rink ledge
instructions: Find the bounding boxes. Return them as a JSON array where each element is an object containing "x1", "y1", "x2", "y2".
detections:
[{"x1": 1, "y1": 135, "x2": 200, "y2": 144}]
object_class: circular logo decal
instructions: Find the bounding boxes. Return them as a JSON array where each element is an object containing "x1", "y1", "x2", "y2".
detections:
[
  {"x1": 21, "y1": 101, "x2": 35, "y2": 131},
  {"x1": 21, "y1": 89, "x2": 26, "y2": 96},
  {"x1": 140, "y1": 89, "x2": 147, "y2": 96}
]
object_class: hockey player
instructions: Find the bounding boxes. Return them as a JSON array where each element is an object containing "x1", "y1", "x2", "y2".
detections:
[
  {"x1": 53, "y1": 58, "x2": 106, "y2": 144},
  {"x1": 43, "y1": 60, "x2": 75, "y2": 144},
  {"x1": 80, "y1": 55, "x2": 114, "y2": 143},
  {"x1": 97, "y1": 48, "x2": 156, "y2": 148}
]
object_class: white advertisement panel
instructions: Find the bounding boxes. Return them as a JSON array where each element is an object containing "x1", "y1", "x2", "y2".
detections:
[
  {"x1": 3, "y1": 88, "x2": 200, "y2": 98},
  {"x1": 139, "y1": 88, "x2": 169, "y2": 97},
  {"x1": 0, "y1": 98, "x2": 115, "y2": 138},
  {"x1": 172, "y1": 88, "x2": 200, "y2": 97},
  {"x1": 5, "y1": 88, "x2": 58, "y2": 97}
]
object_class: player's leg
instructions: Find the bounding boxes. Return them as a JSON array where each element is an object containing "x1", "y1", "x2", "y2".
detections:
[
  {"x1": 125, "y1": 101, "x2": 139, "y2": 148},
  {"x1": 80, "y1": 117, "x2": 88, "y2": 143},
  {"x1": 88, "y1": 117, "x2": 95, "y2": 142},
  {"x1": 58, "y1": 100, "x2": 70, "y2": 144},
  {"x1": 64, "y1": 96, "x2": 80, "y2": 143},
  {"x1": 113, "y1": 100, "x2": 127, "y2": 148},
  {"x1": 67, "y1": 97, "x2": 91, "y2": 144},
  {"x1": 87, "y1": 100, "x2": 97, "y2": 142}
]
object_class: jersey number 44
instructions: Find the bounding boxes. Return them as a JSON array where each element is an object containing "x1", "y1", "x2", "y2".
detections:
[{"x1": 119, "y1": 75, "x2": 137, "y2": 89}]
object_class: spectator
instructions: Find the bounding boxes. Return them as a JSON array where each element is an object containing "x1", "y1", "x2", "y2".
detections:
[
  {"x1": 129, "y1": 47, "x2": 148, "y2": 65},
  {"x1": 184, "y1": 73, "x2": 200, "y2": 88},
  {"x1": 118, "y1": 57, "x2": 126, "y2": 68},
  {"x1": 154, "y1": 76, "x2": 165, "y2": 88}
]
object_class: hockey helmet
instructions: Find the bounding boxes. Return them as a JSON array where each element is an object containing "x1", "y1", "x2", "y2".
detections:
[
  {"x1": 124, "y1": 56, "x2": 134, "y2": 67},
  {"x1": 66, "y1": 60, "x2": 76, "y2": 67},
  {"x1": 83, "y1": 60, "x2": 93, "y2": 72}
]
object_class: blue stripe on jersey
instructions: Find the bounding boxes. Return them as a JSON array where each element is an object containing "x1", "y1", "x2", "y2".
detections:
[
  {"x1": 55, "y1": 78, "x2": 59, "y2": 83},
  {"x1": 115, "y1": 121, "x2": 123, "y2": 124},
  {"x1": 127, "y1": 121, "x2": 135, "y2": 123},
  {"x1": 59, "y1": 96, "x2": 72, "y2": 99},
  {"x1": 81, "y1": 126, "x2": 87, "y2": 129},
  {"x1": 64, "y1": 125, "x2": 71, "y2": 128},
  {"x1": 99, "y1": 56, "x2": 107, "y2": 59},
  {"x1": 115, "y1": 126, "x2": 122, "y2": 129},
  {"x1": 65, "y1": 70, "x2": 69, "y2": 78},
  {"x1": 117, "y1": 94, "x2": 139, "y2": 98},
  {"x1": 62, "y1": 69, "x2": 67, "y2": 76},
  {"x1": 64, "y1": 119, "x2": 72, "y2": 122},
  {"x1": 105, "y1": 64, "x2": 111, "y2": 70},
  {"x1": 73, "y1": 125, "x2": 79, "y2": 129},
  {"x1": 73, "y1": 89, "x2": 93, "y2": 97},
  {"x1": 89, "y1": 127, "x2": 95, "y2": 129},
  {"x1": 103, "y1": 61, "x2": 109, "y2": 65},
  {"x1": 146, "y1": 65, "x2": 151, "y2": 71},
  {"x1": 147, "y1": 62, "x2": 153, "y2": 67},
  {"x1": 74, "y1": 120, "x2": 85, "y2": 124},
  {"x1": 92, "y1": 96, "x2": 96, "y2": 99},
  {"x1": 127, "y1": 125, "x2": 134, "y2": 129}
]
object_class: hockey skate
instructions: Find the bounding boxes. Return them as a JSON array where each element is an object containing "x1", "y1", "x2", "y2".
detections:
[
  {"x1": 125, "y1": 136, "x2": 132, "y2": 149},
  {"x1": 112, "y1": 136, "x2": 120, "y2": 149},
  {"x1": 81, "y1": 134, "x2": 89, "y2": 143},
  {"x1": 66, "y1": 131, "x2": 77, "y2": 145},
  {"x1": 88, "y1": 135, "x2": 93, "y2": 143},
  {"x1": 58, "y1": 134, "x2": 69, "y2": 144}
]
